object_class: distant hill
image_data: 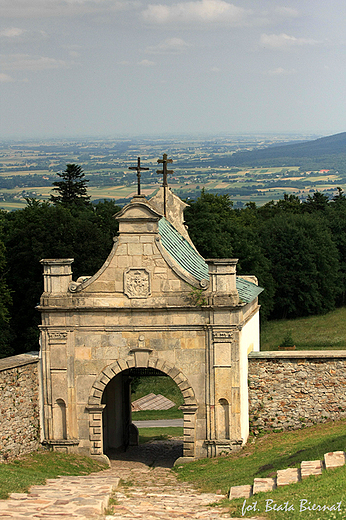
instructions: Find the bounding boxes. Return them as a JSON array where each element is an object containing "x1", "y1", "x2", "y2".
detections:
[{"x1": 226, "y1": 132, "x2": 346, "y2": 169}]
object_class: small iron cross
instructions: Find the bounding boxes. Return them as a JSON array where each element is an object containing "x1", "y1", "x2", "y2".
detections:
[
  {"x1": 156, "y1": 153, "x2": 174, "y2": 187},
  {"x1": 129, "y1": 157, "x2": 149, "y2": 196}
]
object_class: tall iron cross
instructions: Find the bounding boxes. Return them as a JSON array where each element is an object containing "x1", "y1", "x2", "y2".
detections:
[
  {"x1": 129, "y1": 157, "x2": 149, "y2": 196},
  {"x1": 157, "y1": 153, "x2": 173, "y2": 187},
  {"x1": 156, "y1": 153, "x2": 174, "y2": 216}
]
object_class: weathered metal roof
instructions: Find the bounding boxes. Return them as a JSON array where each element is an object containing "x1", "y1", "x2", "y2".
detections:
[
  {"x1": 158, "y1": 217, "x2": 263, "y2": 303},
  {"x1": 236, "y1": 276, "x2": 264, "y2": 304},
  {"x1": 158, "y1": 217, "x2": 209, "y2": 282}
]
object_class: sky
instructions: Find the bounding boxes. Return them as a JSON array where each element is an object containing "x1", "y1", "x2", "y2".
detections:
[{"x1": 1, "y1": 0, "x2": 346, "y2": 139}]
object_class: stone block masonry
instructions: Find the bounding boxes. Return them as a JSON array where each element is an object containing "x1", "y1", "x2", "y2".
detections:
[
  {"x1": 0, "y1": 352, "x2": 40, "y2": 462},
  {"x1": 248, "y1": 351, "x2": 346, "y2": 432}
]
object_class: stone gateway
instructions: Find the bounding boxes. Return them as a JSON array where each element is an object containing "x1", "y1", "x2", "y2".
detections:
[{"x1": 38, "y1": 188, "x2": 262, "y2": 462}]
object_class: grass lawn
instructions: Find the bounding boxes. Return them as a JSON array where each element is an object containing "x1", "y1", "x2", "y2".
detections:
[
  {"x1": 0, "y1": 451, "x2": 107, "y2": 500},
  {"x1": 261, "y1": 306, "x2": 346, "y2": 350},
  {"x1": 175, "y1": 419, "x2": 346, "y2": 518},
  {"x1": 138, "y1": 426, "x2": 183, "y2": 444},
  {"x1": 131, "y1": 375, "x2": 184, "y2": 421}
]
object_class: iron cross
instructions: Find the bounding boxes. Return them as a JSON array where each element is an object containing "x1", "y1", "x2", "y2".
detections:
[
  {"x1": 156, "y1": 153, "x2": 174, "y2": 187},
  {"x1": 129, "y1": 157, "x2": 149, "y2": 196},
  {"x1": 156, "y1": 153, "x2": 174, "y2": 217}
]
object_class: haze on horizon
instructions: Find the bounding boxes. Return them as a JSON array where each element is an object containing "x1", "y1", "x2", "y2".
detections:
[{"x1": 1, "y1": 0, "x2": 346, "y2": 140}]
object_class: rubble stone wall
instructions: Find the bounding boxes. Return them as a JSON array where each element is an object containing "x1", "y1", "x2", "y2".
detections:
[
  {"x1": 0, "y1": 354, "x2": 40, "y2": 462},
  {"x1": 248, "y1": 352, "x2": 346, "y2": 432}
]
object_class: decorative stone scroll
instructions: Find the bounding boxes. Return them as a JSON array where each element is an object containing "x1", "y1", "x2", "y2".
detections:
[{"x1": 124, "y1": 268, "x2": 151, "y2": 299}]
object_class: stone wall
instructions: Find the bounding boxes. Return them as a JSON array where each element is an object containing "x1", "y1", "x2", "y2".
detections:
[
  {"x1": 0, "y1": 352, "x2": 40, "y2": 462},
  {"x1": 248, "y1": 351, "x2": 346, "y2": 433}
]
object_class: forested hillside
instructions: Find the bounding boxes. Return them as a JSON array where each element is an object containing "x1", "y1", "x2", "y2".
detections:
[
  {"x1": 225, "y1": 132, "x2": 346, "y2": 170},
  {"x1": 0, "y1": 166, "x2": 345, "y2": 358}
]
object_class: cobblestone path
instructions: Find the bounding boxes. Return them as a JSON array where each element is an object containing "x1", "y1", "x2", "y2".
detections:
[
  {"x1": 0, "y1": 439, "x2": 264, "y2": 520},
  {"x1": 0, "y1": 473, "x2": 120, "y2": 519},
  {"x1": 105, "y1": 439, "x2": 263, "y2": 520}
]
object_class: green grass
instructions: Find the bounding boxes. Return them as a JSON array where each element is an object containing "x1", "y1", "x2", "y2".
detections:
[
  {"x1": 175, "y1": 419, "x2": 346, "y2": 497},
  {"x1": 132, "y1": 408, "x2": 183, "y2": 420},
  {"x1": 138, "y1": 426, "x2": 183, "y2": 444},
  {"x1": 131, "y1": 375, "x2": 184, "y2": 421},
  {"x1": 228, "y1": 467, "x2": 346, "y2": 519},
  {"x1": 0, "y1": 451, "x2": 107, "y2": 500},
  {"x1": 261, "y1": 306, "x2": 346, "y2": 350}
]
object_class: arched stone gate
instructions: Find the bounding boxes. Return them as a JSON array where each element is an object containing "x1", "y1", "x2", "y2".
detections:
[
  {"x1": 87, "y1": 356, "x2": 197, "y2": 458},
  {"x1": 38, "y1": 188, "x2": 262, "y2": 461}
]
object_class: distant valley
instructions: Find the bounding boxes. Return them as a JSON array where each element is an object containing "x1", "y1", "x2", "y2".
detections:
[{"x1": 0, "y1": 132, "x2": 345, "y2": 210}]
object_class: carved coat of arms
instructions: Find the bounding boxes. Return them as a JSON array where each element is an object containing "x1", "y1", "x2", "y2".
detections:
[{"x1": 124, "y1": 268, "x2": 151, "y2": 299}]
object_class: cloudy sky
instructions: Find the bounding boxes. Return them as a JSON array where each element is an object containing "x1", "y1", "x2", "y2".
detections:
[{"x1": 1, "y1": 0, "x2": 346, "y2": 139}]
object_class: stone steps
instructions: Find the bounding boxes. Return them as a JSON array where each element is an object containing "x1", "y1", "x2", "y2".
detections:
[{"x1": 229, "y1": 450, "x2": 345, "y2": 500}]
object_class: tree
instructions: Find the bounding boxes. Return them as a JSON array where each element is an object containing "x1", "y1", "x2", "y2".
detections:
[
  {"x1": 3, "y1": 200, "x2": 119, "y2": 355},
  {"x1": 184, "y1": 190, "x2": 235, "y2": 258},
  {"x1": 260, "y1": 213, "x2": 340, "y2": 319},
  {"x1": 50, "y1": 164, "x2": 90, "y2": 206},
  {"x1": 0, "y1": 213, "x2": 12, "y2": 358}
]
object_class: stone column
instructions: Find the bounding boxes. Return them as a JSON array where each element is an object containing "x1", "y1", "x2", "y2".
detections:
[
  {"x1": 206, "y1": 259, "x2": 239, "y2": 306},
  {"x1": 40, "y1": 259, "x2": 74, "y2": 294}
]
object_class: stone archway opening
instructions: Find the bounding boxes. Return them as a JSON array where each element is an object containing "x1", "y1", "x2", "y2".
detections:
[
  {"x1": 101, "y1": 367, "x2": 186, "y2": 465},
  {"x1": 88, "y1": 357, "x2": 198, "y2": 464}
]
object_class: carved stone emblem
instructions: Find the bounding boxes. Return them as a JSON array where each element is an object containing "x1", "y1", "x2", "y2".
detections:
[{"x1": 124, "y1": 269, "x2": 151, "y2": 299}]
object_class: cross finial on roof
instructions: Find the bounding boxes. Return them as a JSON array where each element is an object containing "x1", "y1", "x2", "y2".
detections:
[
  {"x1": 156, "y1": 153, "x2": 174, "y2": 217},
  {"x1": 157, "y1": 153, "x2": 173, "y2": 187},
  {"x1": 129, "y1": 157, "x2": 149, "y2": 196}
]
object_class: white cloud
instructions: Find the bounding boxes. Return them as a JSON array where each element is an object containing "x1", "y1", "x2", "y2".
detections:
[
  {"x1": 0, "y1": 54, "x2": 72, "y2": 71},
  {"x1": 210, "y1": 66, "x2": 220, "y2": 72},
  {"x1": 138, "y1": 59, "x2": 155, "y2": 66},
  {"x1": 267, "y1": 67, "x2": 297, "y2": 76},
  {"x1": 0, "y1": 0, "x2": 137, "y2": 18},
  {"x1": 260, "y1": 33, "x2": 319, "y2": 50},
  {"x1": 142, "y1": 0, "x2": 252, "y2": 25},
  {"x1": 0, "y1": 27, "x2": 48, "y2": 43},
  {"x1": 0, "y1": 72, "x2": 14, "y2": 82},
  {"x1": 0, "y1": 27, "x2": 25, "y2": 38},
  {"x1": 145, "y1": 38, "x2": 190, "y2": 54},
  {"x1": 274, "y1": 6, "x2": 299, "y2": 19}
]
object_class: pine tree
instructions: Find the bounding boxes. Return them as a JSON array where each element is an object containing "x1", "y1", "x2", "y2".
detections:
[{"x1": 50, "y1": 164, "x2": 90, "y2": 206}]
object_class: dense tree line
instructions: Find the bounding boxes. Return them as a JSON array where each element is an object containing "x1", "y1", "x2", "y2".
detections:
[
  {"x1": 0, "y1": 163, "x2": 346, "y2": 358},
  {"x1": 184, "y1": 189, "x2": 344, "y2": 320},
  {"x1": 0, "y1": 165, "x2": 120, "y2": 357}
]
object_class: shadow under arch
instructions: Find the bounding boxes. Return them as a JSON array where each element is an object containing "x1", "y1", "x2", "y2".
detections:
[{"x1": 86, "y1": 354, "x2": 198, "y2": 461}]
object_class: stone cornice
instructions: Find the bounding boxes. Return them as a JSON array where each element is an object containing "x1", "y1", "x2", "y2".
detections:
[{"x1": 249, "y1": 350, "x2": 346, "y2": 359}]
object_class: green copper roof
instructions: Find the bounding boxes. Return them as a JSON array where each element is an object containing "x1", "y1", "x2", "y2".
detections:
[
  {"x1": 158, "y1": 217, "x2": 209, "y2": 282},
  {"x1": 236, "y1": 277, "x2": 264, "y2": 304},
  {"x1": 158, "y1": 217, "x2": 263, "y2": 303}
]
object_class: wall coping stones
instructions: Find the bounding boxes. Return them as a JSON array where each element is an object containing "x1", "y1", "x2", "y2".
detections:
[
  {"x1": 229, "y1": 452, "x2": 345, "y2": 500},
  {"x1": 253, "y1": 478, "x2": 276, "y2": 494},
  {"x1": 324, "y1": 451, "x2": 346, "y2": 469},
  {"x1": 301, "y1": 460, "x2": 323, "y2": 478},
  {"x1": 249, "y1": 350, "x2": 346, "y2": 359},
  {"x1": 277, "y1": 468, "x2": 300, "y2": 487},
  {"x1": 0, "y1": 351, "x2": 39, "y2": 372},
  {"x1": 229, "y1": 485, "x2": 253, "y2": 499}
]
